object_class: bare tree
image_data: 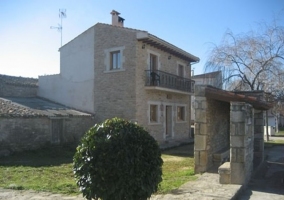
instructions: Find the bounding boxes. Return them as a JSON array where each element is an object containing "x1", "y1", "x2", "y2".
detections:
[{"x1": 205, "y1": 21, "x2": 284, "y2": 93}]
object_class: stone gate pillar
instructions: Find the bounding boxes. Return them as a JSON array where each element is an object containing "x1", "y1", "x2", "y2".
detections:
[
  {"x1": 194, "y1": 85, "x2": 211, "y2": 173},
  {"x1": 230, "y1": 102, "x2": 254, "y2": 185}
]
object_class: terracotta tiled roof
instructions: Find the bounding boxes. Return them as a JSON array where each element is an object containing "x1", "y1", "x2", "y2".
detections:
[{"x1": 0, "y1": 97, "x2": 92, "y2": 118}]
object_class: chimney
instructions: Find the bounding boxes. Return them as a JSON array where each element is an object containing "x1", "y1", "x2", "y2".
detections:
[{"x1": 110, "y1": 10, "x2": 124, "y2": 27}]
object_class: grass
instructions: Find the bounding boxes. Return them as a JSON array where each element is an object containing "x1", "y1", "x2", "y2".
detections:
[
  {"x1": 264, "y1": 130, "x2": 284, "y2": 147},
  {"x1": 0, "y1": 144, "x2": 196, "y2": 195}
]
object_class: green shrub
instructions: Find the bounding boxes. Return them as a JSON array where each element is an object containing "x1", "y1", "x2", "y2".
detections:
[{"x1": 73, "y1": 117, "x2": 163, "y2": 200}]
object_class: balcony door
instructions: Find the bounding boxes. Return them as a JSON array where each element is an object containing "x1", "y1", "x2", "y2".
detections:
[
  {"x1": 150, "y1": 54, "x2": 158, "y2": 72},
  {"x1": 178, "y1": 64, "x2": 184, "y2": 77}
]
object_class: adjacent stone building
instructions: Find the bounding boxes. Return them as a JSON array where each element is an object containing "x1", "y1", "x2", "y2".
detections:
[
  {"x1": 0, "y1": 75, "x2": 94, "y2": 155},
  {"x1": 0, "y1": 74, "x2": 38, "y2": 97},
  {"x1": 0, "y1": 97, "x2": 94, "y2": 156},
  {"x1": 194, "y1": 85, "x2": 271, "y2": 186},
  {"x1": 38, "y1": 10, "x2": 200, "y2": 144}
]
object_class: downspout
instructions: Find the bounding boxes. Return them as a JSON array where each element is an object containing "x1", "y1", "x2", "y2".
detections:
[{"x1": 189, "y1": 60, "x2": 199, "y2": 139}]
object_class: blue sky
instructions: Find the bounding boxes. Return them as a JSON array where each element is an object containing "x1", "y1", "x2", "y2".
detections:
[{"x1": 1, "y1": 0, "x2": 283, "y2": 78}]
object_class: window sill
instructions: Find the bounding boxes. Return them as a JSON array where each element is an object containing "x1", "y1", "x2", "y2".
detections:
[{"x1": 104, "y1": 69, "x2": 126, "y2": 73}]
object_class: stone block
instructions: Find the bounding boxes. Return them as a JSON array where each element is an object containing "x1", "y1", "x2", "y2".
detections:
[
  {"x1": 218, "y1": 162, "x2": 231, "y2": 184},
  {"x1": 230, "y1": 162, "x2": 245, "y2": 184},
  {"x1": 199, "y1": 123, "x2": 208, "y2": 135},
  {"x1": 195, "y1": 110, "x2": 206, "y2": 123},
  {"x1": 230, "y1": 147, "x2": 244, "y2": 162},
  {"x1": 195, "y1": 135, "x2": 207, "y2": 150},
  {"x1": 194, "y1": 123, "x2": 200, "y2": 135},
  {"x1": 199, "y1": 151, "x2": 208, "y2": 166},
  {"x1": 230, "y1": 122, "x2": 245, "y2": 136},
  {"x1": 231, "y1": 135, "x2": 245, "y2": 147},
  {"x1": 230, "y1": 111, "x2": 245, "y2": 123}
]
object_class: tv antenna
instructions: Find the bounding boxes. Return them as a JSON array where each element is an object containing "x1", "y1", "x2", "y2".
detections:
[{"x1": 50, "y1": 9, "x2": 67, "y2": 47}]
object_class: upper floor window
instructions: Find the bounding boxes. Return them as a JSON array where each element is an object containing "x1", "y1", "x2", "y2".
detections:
[
  {"x1": 110, "y1": 51, "x2": 121, "y2": 70},
  {"x1": 104, "y1": 46, "x2": 125, "y2": 73}
]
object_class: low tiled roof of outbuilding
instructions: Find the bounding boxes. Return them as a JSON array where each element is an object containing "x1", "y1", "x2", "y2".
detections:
[
  {"x1": 0, "y1": 74, "x2": 38, "y2": 87},
  {"x1": 0, "y1": 97, "x2": 92, "y2": 118}
]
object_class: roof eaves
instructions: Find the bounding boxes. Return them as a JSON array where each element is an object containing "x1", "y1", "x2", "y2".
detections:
[{"x1": 137, "y1": 32, "x2": 200, "y2": 63}]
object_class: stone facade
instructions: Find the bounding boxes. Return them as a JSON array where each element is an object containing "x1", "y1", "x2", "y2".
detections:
[
  {"x1": 0, "y1": 116, "x2": 93, "y2": 156},
  {"x1": 0, "y1": 97, "x2": 94, "y2": 156},
  {"x1": 38, "y1": 22, "x2": 199, "y2": 144},
  {"x1": 229, "y1": 102, "x2": 254, "y2": 185},
  {"x1": 194, "y1": 85, "x2": 230, "y2": 172},
  {"x1": 195, "y1": 85, "x2": 268, "y2": 186}
]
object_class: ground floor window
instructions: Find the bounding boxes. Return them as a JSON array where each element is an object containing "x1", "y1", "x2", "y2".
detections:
[
  {"x1": 150, "y1": 104, "x2": 158, "y2": 123},
  {"x1": 177, "y1": 106, "x2": 185, "y2": 121}
]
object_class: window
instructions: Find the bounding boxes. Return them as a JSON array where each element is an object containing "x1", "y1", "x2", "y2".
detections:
[
  {"x1": 178, "y1": 64, "x2": 184, "y2": 77},
  {"x1": 104, "y1": 46, "x2": 125, "y2": 72},
  {"x1": 177, "y1": 106, "x2": 185, "y2": 121},
  {"x1": 110, "y1": 51, "x2": 121, "y2": 70},
  {"x1": 150, "y1": 105, "x2": 158, "y2": 122}
]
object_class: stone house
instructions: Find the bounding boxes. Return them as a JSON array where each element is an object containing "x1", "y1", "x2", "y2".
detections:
[
  {"x1": 0, "y1": 75, "x2": 94, "y2": 156},
  {"x1": 38, "y1": 10, "x2": 200, "y2": 144}
]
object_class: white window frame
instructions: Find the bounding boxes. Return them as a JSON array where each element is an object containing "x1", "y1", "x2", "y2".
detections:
[
  {"x1": 104, "y1": 46, "x2": 125, "y2": 73},
  {"x1": 176, "y1": 104, "x2": 187, "y2": 123}
]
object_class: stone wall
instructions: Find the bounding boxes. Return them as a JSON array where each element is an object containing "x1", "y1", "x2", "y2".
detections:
[
  {"x1": 234, "y1": 91, "x2": 265, "y2": 169},
  {"x1": 194, "y1": 85, "x2": 230, "y2": 173},
  {"x1": 0, "y1": 116, "x2": 94, "y2": 156},
  {"x1": 230, "y1": 102, "x2": 254, "y2": 185},
  {"x1": 208, "y1": 99, "x2": 230, "y2": 154},
  {"x1": 0, "y1": 75, "x2": 38, "y2": 97},
  {"x1": 93, "y1": 24, "x2": 192, "y2": 144},
  {"x1": 0, "y1": 117, "x2": 50, "y2": 154}
]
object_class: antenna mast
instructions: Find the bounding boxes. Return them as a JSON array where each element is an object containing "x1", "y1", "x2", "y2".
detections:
[{"x1": 50, "y1": 9, "x2": 67, "y2": 47}]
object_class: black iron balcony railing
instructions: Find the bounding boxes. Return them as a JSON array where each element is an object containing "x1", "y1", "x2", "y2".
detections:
[{"x1": 145, "y1": 70, "x2": 195, "y2": 93}]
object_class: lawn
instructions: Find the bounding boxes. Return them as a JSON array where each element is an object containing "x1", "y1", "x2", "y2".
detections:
[{"x1": 0, "y1": 144, "x2": 196, "y2": 195}]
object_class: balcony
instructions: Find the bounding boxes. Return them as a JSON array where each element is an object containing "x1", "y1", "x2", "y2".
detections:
[{"x1": 145, "y1": 70, "x2": 195, "y2": 94}]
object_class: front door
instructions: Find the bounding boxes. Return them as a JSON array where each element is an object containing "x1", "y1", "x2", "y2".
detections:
[
  {"x1": 51, "y1": 119, "x2": 63, "y2": 144},
  {"x1": 166, "y1": 106, "x2": 172, "y2": 138}
]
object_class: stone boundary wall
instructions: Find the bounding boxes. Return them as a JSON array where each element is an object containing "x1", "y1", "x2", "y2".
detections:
[
  {"x1": 0, "y1": 116, "x2": 94, "y2": 156},
  {"x1": 0, "y1": 75, "x2": 38, "y2": 97}
]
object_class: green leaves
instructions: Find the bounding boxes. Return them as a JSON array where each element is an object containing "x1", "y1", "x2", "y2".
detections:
[{"x1": 73, "y1": 117, "x2": 163, "y2": 200}]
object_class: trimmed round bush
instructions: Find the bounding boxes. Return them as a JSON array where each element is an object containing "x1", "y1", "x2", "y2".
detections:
[{"x1": 73, "y1": 117, "x2": 163, "y2": 200}]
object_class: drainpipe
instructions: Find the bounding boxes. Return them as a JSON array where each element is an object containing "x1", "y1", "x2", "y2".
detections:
[
  {"x1": 266, "y1": 110, "x2": 269, "y2": 141},
  {"x1": 189, "y1": 60, "x2": 199, "y2": 139}
]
